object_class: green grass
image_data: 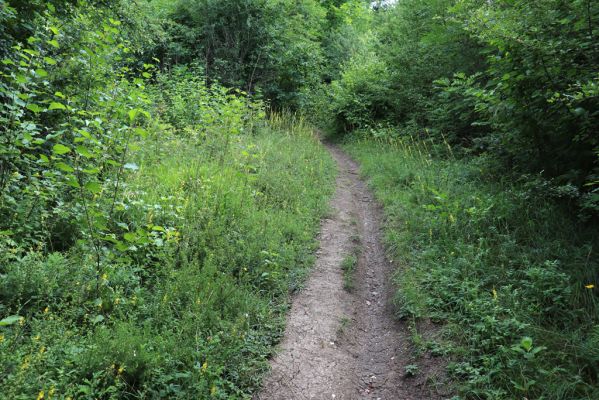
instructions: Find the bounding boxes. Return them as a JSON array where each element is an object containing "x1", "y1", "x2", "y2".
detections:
[
  {"x1": 343, "y1": 136, "x2": 599, "y2": 400},
  {"x1": 341, "y1": 254, "x2": 358, "y2": 292},
  {"x1": 0, "y1": 122, "x2": 335, "y2": 399}
]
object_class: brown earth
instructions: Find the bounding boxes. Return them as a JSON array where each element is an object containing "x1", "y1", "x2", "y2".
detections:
[{"x1": 255, "y1": 144, "x2": 447, "y2": 400}]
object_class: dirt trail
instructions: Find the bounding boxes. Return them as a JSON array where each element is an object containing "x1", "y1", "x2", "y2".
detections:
[{"x1": 256, "y1": 145, "x2": 444, "y2": 400}]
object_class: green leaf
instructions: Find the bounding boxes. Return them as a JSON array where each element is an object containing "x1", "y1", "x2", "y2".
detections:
[
  {"x1": 39, "y1": 154, "x2": 50, "y2": 163},
  {"x1": 520, "y1": 337, "x2": 533, "y2": 352},
  {"x1": 123, "y1": 232, "x2": 137, "y2": 242},
  {"x1": 0, "y1": 315, "x2": 23, "y2": 327},
  {"x1": 134, "y1": 127, "x2": 148, "y2": 138},
  {"x1": 52, "y1": 144, "x2": 71, "y2": 155},
  {"x1": 84, "y1": 181, "x2": 102, "y2": 194},
  {"x1": 66, "y1": 178, "x2": 80, "y2": 188},
  {"x1": 26, "y1": 104, "x2": 44, "y2": 113},
  {"x1": 47, "y1": 39, "x2": 60, "y2": 48},
  {"x1": 35, "y1": 68, "x2": 48, "y2": 77},
  {"x1": 44, "y1": 57, "x2": 57, "y2": 65},
  {"x1": 55, "y1": 162, "x2": 75, "y2": 172},
  {"x1": 128, "y1": 109, "x2": 139, "y2": 122},
  {"x1": 76, "y1": 145, "x2": 93, "y2": 158},
  {"x1": 91, "y1": 315, "x2": 104, "y2": 324},
  {"x1": 82, "y1": 167, "x2": 101, "y2": 174},
  {"x1": 49, "y1": 102, "x2": 66, "y2": 110}
]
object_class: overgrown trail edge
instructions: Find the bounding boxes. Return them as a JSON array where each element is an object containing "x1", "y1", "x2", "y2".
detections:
[{"x1": 256, "y1": 144, "x2": 440, "y2": 400}]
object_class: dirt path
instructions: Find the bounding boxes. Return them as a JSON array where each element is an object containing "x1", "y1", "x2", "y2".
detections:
[{"x1": 256, "y1": 145, "x2": 444, "y2": 400}]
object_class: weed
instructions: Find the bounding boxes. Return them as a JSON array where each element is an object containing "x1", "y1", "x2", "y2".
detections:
[
  {"x1": 341, "y1": 254, "x2": 358, "y2": 292},
  {"x1": 336, "y1": 316, "x2": 352, "y2": 337},
  {"x1": 404, "y1": 364, "x2": 420, "y2": 377}
]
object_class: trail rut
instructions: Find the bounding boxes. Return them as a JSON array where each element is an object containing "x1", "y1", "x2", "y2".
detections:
[{"x1": 256, "y1": 144, "x2": 444, "y2": 400}]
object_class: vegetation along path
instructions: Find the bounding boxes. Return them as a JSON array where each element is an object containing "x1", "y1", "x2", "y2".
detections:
[{"x1": 256, "y1": 144, "x2": 442, "y2": 400}]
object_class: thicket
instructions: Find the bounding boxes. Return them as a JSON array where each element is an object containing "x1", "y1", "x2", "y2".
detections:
[
  {"x1": 0, "y1": 0, "x2": 334, "y2": 398},
  {"x1": 322, "y1": 1, "x2": 599, "y2": 398},
  {"x1": 318, "y1": 0, "x2": 599, "y2": 217}
]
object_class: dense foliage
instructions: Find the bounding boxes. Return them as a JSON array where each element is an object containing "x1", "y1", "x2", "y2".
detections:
[
  {"x1": 0, "y1": 0, "x2": 334, "y2": 398},
  {"x1": 319, "y1": 0, "x2": 599, "y2": 217},
  {"x1": 346, "y1": 136, "x2": 599, "y2": 399},
  {"x1": 1, "y1": 0, "x2": 598, "y2": 398}
]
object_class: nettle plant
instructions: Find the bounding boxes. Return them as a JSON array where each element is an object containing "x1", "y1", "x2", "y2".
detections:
[{"x1": 0, "y1": 5, "x2": 161, "y2": 294}]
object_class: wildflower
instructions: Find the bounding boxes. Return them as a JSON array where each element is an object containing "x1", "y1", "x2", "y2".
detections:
[
  {"x1": 0, "y1": 334, "x2": 4, "y2": 343},
  {"x1": 39, "y1": 346, "x2": 46, "y2": 354},
  {"x1": 101, "y1": 273, "x2": 108, "y2": 281},
  {"x1": 21, "y1": 356, "x2": 31, "y2": 370},
  {"x1": 492, "y1": 288, "x2": 497, "y2": 300},
  {"x1": 48, "y1": 387, "x2": 55, "y2": 396},
  {"x1": 43, "y1": 306, "x2": 49, "y2": 314},
  {"x1": 37, "y1": 391, "x2": 44, "y2": 400},
  {"x1": 585, "y1": 284, "x2": 595, "y2": 289},
  {"x1": 34, "y1": 334, "x2": 41, "y2": 341},
  {"x1": 118, "y1": 366, "x2": 125, "y2": 375},
  {"x1": 201, "y1": 361, "x2": 208, "y2": 373},
  {"x1": 210, "y1": 385, "x2": 217, "y2": 396},
  {"x1": 18, "y1": 316, "x2": 25, "y2": 326}
]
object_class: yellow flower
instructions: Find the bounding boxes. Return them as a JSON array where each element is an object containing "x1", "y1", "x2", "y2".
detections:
[
  {"x1": 20, "y1": 356, "x2": 31, "y2": 371},
  {"x1": 118, "y1": 366, "x2": 125, "y2": 375},
  {"x1": 210, "y1": 385, "x2": 217, "y2": 396},
  {"x1": 48, "y1": 387, "x2": 55, "y2": 396},
  {"x1": 43, "y1": 306, "x2": 49, "y2": 314},
  {"x1": 0, "y1": 334, "x2": 4, "y2": 343},
  {"x1": 492, "y1": 288, "x2": 498, "y2": 300},
  {"x1": 37, "y1": 391, "x2": 44, "y2": 400},
  {"x1": 39, "y1": 346, "x2": 46, "y2": 354},
  {"x1": 201, "y1": 361, "x2": 208, "y2": 373},
  {"x1": 101, "y1": 273, "x2": 108, "y2": 281},
  {"x1": 585, "y1": 284, "x2": 595, "y2": 289}
]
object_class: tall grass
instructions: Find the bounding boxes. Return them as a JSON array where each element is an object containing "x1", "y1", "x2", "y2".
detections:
[
  {"x1": 344, "y1": 135, "x2": 599, "y2": 399},
  {"x1": 0, "y1": 117, "x2": 335, "y2": 399}
]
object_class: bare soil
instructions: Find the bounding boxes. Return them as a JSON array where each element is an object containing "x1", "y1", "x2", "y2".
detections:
[{"x1": 255, "y1": 144, "x2": 447, "y2": 400}]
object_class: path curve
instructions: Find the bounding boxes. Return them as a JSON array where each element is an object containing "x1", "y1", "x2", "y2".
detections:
[{"x1": 256, "y1": 144, "x2": 442, "y2": 400}]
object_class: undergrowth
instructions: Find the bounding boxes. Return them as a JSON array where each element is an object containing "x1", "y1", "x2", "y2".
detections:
[
  {"x1": 344, "y1": 135, "x2": 599, "y2": 400},
  {"x1": 0, "y1": 64, "x2": 335, "y2": 398}
]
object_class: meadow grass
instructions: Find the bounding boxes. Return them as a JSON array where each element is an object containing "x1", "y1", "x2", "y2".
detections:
[
  {"x1": 344, "y1": 136, "x2": 599, "y2": 400},
  {"x1": 0, "y1": 121, "x2": 335, "y2": 399}
]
